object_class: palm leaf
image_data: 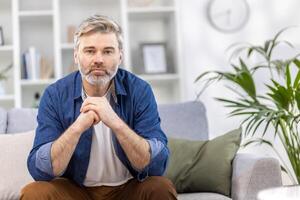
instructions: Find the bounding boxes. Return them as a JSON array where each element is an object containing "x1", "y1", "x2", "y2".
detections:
[
  {"x1": 194, "y1": 70, "x2": 217, "y2": 83},
  {"x1": 286, "y1": 64, "x2": 292, "y2": 88},
  {"x1": 293, "y1": 68, "x2": 300, "y2": 89},
  {"x1": 295, "y1": 89, "x2": 300, "y2": 111}
]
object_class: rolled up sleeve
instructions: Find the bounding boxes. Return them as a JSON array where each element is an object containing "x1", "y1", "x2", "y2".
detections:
[
  {"x1": 27, "y1": 86, "x2": 63, "y2": 181},
  {"x1": 35, "y1": 142, "x2": 54, "y2": 176},
  {"x1": 133, "y1": 83, "x2": 169, "y2": 181}
]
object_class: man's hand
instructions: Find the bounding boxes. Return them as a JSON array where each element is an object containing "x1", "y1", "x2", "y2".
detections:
[
  {"x1": 80, "y1": 97, "x2": 121, "y2": 129},
  {"x1": 80, "y1": 96, "x2": 150, "y2": 170},
  {"x1": 74, "y1": 109, "x2": 100, "y2": 133},
  {"x1": 51, "y1": 109, "x2": 99, "y2": 176}
]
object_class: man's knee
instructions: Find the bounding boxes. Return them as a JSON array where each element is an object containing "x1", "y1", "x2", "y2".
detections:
[
  {"x1": 20, "y1": 181, "x2": 55, "y2": 200},
  {"x1": 141, "y1": 176, "x2": 177, "y2": 198}
]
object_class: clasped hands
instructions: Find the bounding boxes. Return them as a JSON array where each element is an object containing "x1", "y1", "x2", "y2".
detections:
[{"x1": 75, "y1": 97, "x2": 120, "y2": 133}]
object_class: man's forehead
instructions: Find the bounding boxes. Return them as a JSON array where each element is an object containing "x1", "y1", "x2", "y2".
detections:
[
  {"x1": 79, "y1": 32, "x2": 118, "y2": 47},
  {"x1": 82, "y1": 46, "x2": 115, "y2": 50},
  {"x1": 81, "y1": 31, "x2": 117, "y2": 40}
]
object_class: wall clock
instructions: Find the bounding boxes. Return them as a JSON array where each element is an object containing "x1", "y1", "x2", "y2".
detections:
[{"x1": 207, "y1": 0, "x2": 250, "y2": 33}]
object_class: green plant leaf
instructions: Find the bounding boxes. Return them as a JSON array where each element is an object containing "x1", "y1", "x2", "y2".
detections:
[
  {"x1": 267, "y1": 80, "x2": 293, "y2": 110},
  {"x1": 247, "y1": 48, "x2": 254, "y2": 58},
  {"x1": 273, "y1": 27, "x2": 291, "y2": 44},
  {"x1": 264, "y1": 39, "x2": 272, "y2": 53},
  {"x1": 295, "y1": 88, "x2": 300, "y2": 110},
  {"x1": 233, "y1": 59, "x2": 257, "y2": 99},
  {"x1": 293, "y1": 68, "x2": 300, "y2": 89},
  {"x1": 293, "y1": 59, "x2": 300, "y2": 69},
  {"x1": 241, "y1": 137, "x2": 273, "y2": 148},
  {"x1": 194, "y1": 70, "x2": 217, "y2": 83},
  {"x1": 286, "y1": 64, "x2": 292, "y2": 88}
]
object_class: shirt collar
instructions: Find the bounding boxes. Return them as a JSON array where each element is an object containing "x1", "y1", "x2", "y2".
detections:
[
  {"x1": 113, "y1": 68, "x2": 127, "y2": 96},
  {"x1": 74, "y1": 72, "x2": 83, "y2": 100},
  {"x1": 81, "y1": 81, "x2": 117, "y2": 104}
]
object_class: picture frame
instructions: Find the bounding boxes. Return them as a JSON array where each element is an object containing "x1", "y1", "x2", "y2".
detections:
[
  {"x1": 141, "y1": 42, "x2": 168, "y2": 74},
  {"x1": 0, "y1": 26, "x2": 4, "y2": 46}
]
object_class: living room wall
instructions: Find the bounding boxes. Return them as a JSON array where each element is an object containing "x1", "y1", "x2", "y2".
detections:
[
  {"x1": 180, "y1": 0, "x2": 300, "y2": 137},
  {"x1": 179, "y1": 0, "x2": 300, "y2": 184}
]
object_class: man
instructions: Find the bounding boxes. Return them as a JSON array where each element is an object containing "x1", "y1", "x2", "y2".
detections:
[{"x1": 21, "y1": 15, "x2": 177, "y2": 200}]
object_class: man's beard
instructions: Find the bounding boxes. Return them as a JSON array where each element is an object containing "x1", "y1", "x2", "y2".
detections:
[{"x1": 78, "y1": 63, "x2": 118, "y2": 86}]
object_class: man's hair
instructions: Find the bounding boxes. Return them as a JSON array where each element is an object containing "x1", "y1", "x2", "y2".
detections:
[{"x1": 74, "y1": 14, "x2": 123, "y2": 50}]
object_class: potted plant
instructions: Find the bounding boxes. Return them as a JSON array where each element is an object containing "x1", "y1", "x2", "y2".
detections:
[{"x1": 195, "y1": 28, "x2": 300, "y2": 184}]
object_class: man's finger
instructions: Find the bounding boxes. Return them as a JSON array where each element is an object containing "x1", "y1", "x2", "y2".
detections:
[
  {"x1": 82, "y1": 104, "x2": 98, "y2": 113},
  {"x1": 81, "y1": 98, "x2": 90, "y2": 111},
  {"x1": 91, "y1": 110, "x2": 101, "y2": 124},
  {"x1": 80, "y1": 97, "x2": 102, "y2": 112},
  {"x1": 86, "y1": 110, "x2": 100, "y2": 125},
  {"x1": 93, "y1": 114, "x2": 101, "y2": 125}
]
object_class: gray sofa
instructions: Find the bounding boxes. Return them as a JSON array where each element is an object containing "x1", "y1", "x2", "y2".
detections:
[{"x1": 0, "y1": 101, "x2": 282, "y2": 200}]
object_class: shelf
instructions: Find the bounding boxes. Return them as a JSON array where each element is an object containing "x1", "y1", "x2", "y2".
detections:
[
  {"x1": 1, "y1": 0, "x2": 182, "y2": 108},
  {"x1": 138, "y1": 73, "x2": 179, "y2": 81},
  {"x1": 61, "y1": 43, "x2": 74, "y2": 50},
  {"x1": 128, "y1": 6, "x2": 175, "y2": 13},
  {"x1": 128, "y1": 6, "x2": 175, "y2": 20},
  {"x1": 19, "y1": 10, "x2": 54, "y2": 17},
  {"x1": 0, "y1": 95, "x2": 14, "y2": 101},
  {"x1": 20, "y1": 79, "x2": 56, "y2": 86},
  {"x1": 0, "y1": 45, "x2": 13, "y2": 52}
]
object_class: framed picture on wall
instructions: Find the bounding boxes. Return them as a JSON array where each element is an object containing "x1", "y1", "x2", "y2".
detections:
[
  {"x1": 0, "y1": 27, "x2": 4, "y2": 45},
  {"x1": 141, "y1": 42, "x2": 167, "y2": 74}
]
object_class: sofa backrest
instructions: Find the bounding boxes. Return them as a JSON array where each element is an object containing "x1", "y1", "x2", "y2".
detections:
[
  {"x1": 0, "y1": 101, "x2": 209, "y2": 140},
  {"x1": 0, "y1": 108, "x2": 7, "y2": 134},
  {"x1": 158, "y1": 101, "x2": 209, "y2": 140},
  {"x1": 0, "y1": 108, "x2": 38, "y2": 134},
  {"x1": 6, "y1": 108, "x2": 38, "y2": 134}
]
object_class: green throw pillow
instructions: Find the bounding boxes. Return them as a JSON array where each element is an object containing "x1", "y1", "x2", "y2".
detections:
[{"x1": 165, "y1": 128, "x2": 241, "y2": 196}]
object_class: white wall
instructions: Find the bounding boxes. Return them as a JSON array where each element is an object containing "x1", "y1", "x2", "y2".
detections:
[
  {"x1": 180, "y1": 0, "x2": 300, "y2": 137},
  {"x1": 179, "y1": 0, "x2": 300, "y2": 184}
]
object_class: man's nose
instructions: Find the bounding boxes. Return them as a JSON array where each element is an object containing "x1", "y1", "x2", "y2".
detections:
[{"x1": 94, "y1": 52, "x2": 104, "y2": 64}]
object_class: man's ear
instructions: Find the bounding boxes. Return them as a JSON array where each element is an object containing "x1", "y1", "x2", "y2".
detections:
[
  {"x1": 119, "y1": 50, "x2": 123, "y2": 64},
  {"x1": 74, "y1": 49, "x2": 78, "y2": 65}
]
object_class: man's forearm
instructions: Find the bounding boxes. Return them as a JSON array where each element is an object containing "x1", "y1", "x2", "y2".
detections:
[
  {"x1": 51, "y1": 110, "x2": 98, "y2": 176},
  {"x1": 80, "y1": 98, "x2": 151, "y2": 170},
  {"x1": 51, "y1": 123, "x2": 82, "y2": 176},
  {"x1": 112, "y1": 119, "x2": 151, "y2": 171}
]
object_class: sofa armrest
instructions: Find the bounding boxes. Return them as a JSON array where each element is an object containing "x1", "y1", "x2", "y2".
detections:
[{"x1": 231, "y1": 153, "x2": 282, "y2": 200}]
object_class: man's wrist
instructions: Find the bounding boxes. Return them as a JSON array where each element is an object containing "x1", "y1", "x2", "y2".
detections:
[
  {"x1": 70, "y1": 121, "x2": 85, "y2": 136},
  {"x1": 111, "y1": 116, "x2": 127, "y2": 133}
]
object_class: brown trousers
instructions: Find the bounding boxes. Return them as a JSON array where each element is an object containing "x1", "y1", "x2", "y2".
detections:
[{"x1": 20, "y1": 176, "x2": 177, "y2": 200}]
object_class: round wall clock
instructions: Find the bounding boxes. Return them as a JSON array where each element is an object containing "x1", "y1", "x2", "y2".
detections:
[{"x1": 207, "y1": 0, "x2": 250, "y2": 33}]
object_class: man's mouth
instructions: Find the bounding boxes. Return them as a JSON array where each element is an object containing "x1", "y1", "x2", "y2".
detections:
[{"x1": 91, "y1": 69, "x2": 106, "y2": 76}]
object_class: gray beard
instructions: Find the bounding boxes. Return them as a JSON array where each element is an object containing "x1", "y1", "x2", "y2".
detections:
[{"x1": 78, "y1": 64, "x2": 117, "y2": 86}]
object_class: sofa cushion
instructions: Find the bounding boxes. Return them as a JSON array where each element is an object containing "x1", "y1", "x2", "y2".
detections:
[
  {"x1": 178, "y1": 192, "x2": 231, "y2": 200},
  {"x1": 7, "y1": 108, "x2": 38, "y2": 133},
  {"x1": 0, "y1": 130, "x2": 35, "y2": 200},
  {"x1": 158, "y1": 101, "x2": 209, "y2": 140},
  {"x1": 165, "y1": 128, "x2": 241, "y2": 196}
]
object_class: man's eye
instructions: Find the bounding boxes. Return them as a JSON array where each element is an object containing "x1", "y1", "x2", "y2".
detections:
[
  {"x1": 85, "y1": 50, "x2": 94, "y2": 54},
  {"x1": 104, "y1": 50, "x2": 113, "y2": 55}
]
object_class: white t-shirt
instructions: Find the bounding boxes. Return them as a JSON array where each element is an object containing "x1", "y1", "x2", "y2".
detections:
[{"x1": 82, "y1": 88, "x2": 133, "y2": 187}]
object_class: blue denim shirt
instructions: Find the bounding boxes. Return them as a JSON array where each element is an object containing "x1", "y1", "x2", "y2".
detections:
[{"x1": 27, "y1": 69, "x2": 169, "y2": 186}]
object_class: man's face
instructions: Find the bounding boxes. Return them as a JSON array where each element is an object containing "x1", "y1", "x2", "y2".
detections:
[{"x1": 74, "y1": 32, "x2": 122, "y2": 86}]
